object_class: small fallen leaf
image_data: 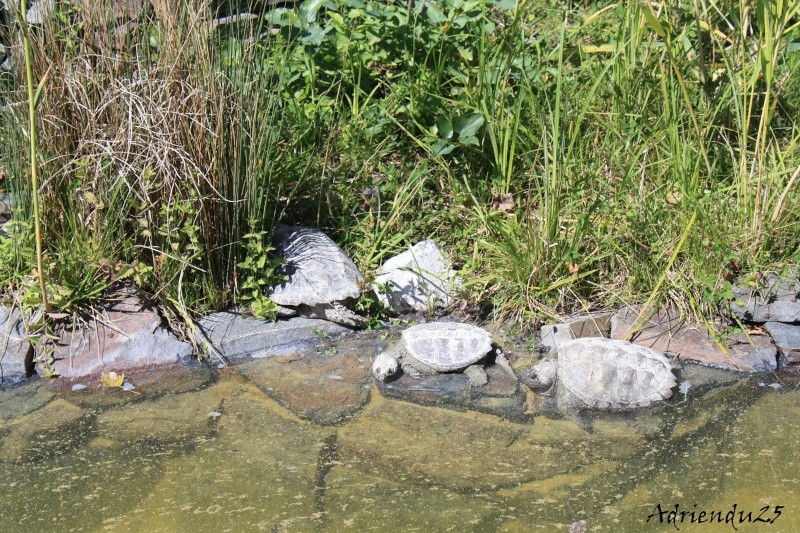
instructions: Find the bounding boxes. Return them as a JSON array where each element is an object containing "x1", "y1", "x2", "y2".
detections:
[
  {"x1": 568, "y1": 262, "x2": 579, "y2": 275},
  {"x1": 101, "y1": 371, "x2": 125, "y2": 388}
]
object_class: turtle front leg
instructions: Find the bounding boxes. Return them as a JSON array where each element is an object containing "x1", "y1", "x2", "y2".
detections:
[{"x1": 464, "y1": 365, "x2": 488, "y2": 387}]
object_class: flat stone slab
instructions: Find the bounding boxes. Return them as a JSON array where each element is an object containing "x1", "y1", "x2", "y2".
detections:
[
  {"x1": 372, "y1": 239, "x2": 458, "y2": 313},
  {"x1": 0, "y1": 304, "x2": 32, "y2": 385},
  {"x1": 376, "y1": 361, "x2": 527, "y2": 421},
  {"x1": 611, "y1": 307, "x2": 776, "y2": 373},
  {"x1": 540, "y1": 312, "x2": 613, "y2": 349},
  {"x1": 47, "y1": 289, "x2": 193, "y2": 379},
  {"x1": 763, "y1": 322, "x2": 800, "y2": 364},
  {"x1": 236, "y1": 336, "x2": 382, "y2": 424},
  {"x1": 0, "y1": 380, "x2": 53, "y2": 421},
  {"x1": 198, "y1": 312, "x2": 350, "y2": 362},
  {"x1": 730, "y1": 275, "x2": 800, "y2": 323}
]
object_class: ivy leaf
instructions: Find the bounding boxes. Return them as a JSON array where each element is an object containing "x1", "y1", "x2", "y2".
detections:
[{"x1": 101, "y1": 371, "x2": 125, "y2": 388}]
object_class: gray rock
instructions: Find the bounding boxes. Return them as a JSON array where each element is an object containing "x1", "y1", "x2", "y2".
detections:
[
  {"x1": 198, "y1": 311, "x2": 350, "y2": 362},
  {"x1": 611, "y1": 306, "x2": 777, "y2": 373},
  {"x1": 270, "y1": 225, "x2": 366, "y2": 327},
  {"x1": 730, "y1": 275, "x2": 800, "y2": 323},
  {"x1": 540, "y1": 312, "x2": 613, "y2": 349},
  {"x1": 0, "y1": 304, "x2": 32, "y2": 385},
  {"x1": 372, "y1": 240, "x2": 459, "y2": 313},
  {"x1": 47, "y1": 289, "x2": 193, "y2": 379},
  {"x1": 0, "y1": 192, "x2": 12, "y2": 221},
  {"x1": 763, "y1": 322, "x2": 800, "y2": 365}
]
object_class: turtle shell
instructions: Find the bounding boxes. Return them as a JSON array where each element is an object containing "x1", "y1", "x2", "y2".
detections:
[
  {"x1": 557, "y1": 337, "x2": 676, "y2": 409},
  {"x1": 402, "y1": 323, "x2": 493, "y2": 372},
  {"x1": 269, "y1": 225, "x2": 363, "y2": 306}
]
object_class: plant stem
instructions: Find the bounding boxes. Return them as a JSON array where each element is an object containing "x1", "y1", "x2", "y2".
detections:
[{"x1": 19, "y1": 0, "x2": 50, "y2": 311}]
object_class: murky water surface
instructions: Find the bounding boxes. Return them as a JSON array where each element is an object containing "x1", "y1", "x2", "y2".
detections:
[{"x1": 1, "y1": 366, "x2": 798, "y2": 532}]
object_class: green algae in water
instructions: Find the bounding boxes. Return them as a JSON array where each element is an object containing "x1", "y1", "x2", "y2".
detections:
[{"x1": 1, "y1": 370, "x2": 799, "y2": 532}]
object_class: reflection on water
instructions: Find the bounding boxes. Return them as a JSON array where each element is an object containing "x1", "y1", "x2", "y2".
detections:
[{"x1": 1, "y1": 367, "x2": 798, "y2": 532}]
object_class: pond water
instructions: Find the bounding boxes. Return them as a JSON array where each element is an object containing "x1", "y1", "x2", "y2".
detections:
[{"x1": 0, "y1": 364, "x2": 798, "y2": 532}]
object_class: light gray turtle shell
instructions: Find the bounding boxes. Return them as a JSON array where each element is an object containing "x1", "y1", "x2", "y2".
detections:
[
  {"x1": 402, "y1": 322, "x2": 493, "y2": 372},
  {"x1": 269, "y1": 225, "x2": 363, "y2": 306},
  {"x1": 556, "y1": 337, "x2": 676, "y2": 408}
]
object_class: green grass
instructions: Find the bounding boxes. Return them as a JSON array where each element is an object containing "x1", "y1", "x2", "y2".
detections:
[{"x1": 0, "y1": 0, "x2": 798, "y2": 330}]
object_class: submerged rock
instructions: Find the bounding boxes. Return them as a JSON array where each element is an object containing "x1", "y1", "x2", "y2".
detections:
[
  {"x1": 270, "y1": 225, "x2": 366, "y2": 327},
  {"x1": 198, "y1": 311, "x2": 350, "y2": 362},
  {"x1": 46, "y1": 289, "x2": 193, "y2": 379},
  {"x1": 611, "y1": 306, "x2": 777, "y2": 373},
  {"x1": 107, "y1": 377, "x2": 331, "y2": 532},
  {"x1": 0, "y1": 398, "x2": 88, "y2": 463},
  {"x1": 0, "y1": 304, "x2": 32, "y2": 385},
  {"x1": 337, "y1": 398, "x2": 643, "y2": 492},
  {"x1": 372, "y1": 239, "x2": 459, "y2": 313},
  {"x1": 236, "y1": 335, "x2": 382, "y2": 424}
]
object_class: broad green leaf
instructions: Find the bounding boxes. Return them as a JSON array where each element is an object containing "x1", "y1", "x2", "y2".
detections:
[
  {"x1": 789, "y1": 40, "x2": 800, "y2": 53},
  {"x1": 460, "y1": 135, "x2": 480, "y2": 146},
  {"x1": 454, "y1": 112, "x2": 484, "y2": 137},
  {"x1": 436, "y1": 116, "x2": 454, "y2": 139},
  {"x1": 431, "y1": 140, "x2": 455, "y2": 156},
  {"x1": 426, "y1": 4, "x2": 447, "y2": 24}
]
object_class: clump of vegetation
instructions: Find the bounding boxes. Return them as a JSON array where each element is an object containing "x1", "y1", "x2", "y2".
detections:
[{"x1": 0, "y1": 0, "x2": 797, "y2": 330}]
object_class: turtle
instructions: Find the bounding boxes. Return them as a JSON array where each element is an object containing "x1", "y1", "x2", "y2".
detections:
[
  {"x1": 372, "y1": 322, "x2": 515, "y2": 386},
  {"x1": 523, "y1": 337, "x2": 677, "y2": 413},
  {"x1": 269, "y1": 225, "x2": 367, "y2": 328}
]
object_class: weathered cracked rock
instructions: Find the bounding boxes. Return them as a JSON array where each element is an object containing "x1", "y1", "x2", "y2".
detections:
[
  {"x1": 372, "y1": 239, "x2": 459, "y2": 313},
  {"x1": 763, "y1": 322, "x2": 800, "y2": 365},
  {"x1": 198, "y1": 311, "x2": 350, "y2": 362},
  {"x1": 236, "y1": 335, "x2": 382, "y2": 424},
  {"x1": 540, "y1": 312, "x2": 613, "y2": 349},
  {"x1": 46, "y1": 289, "x2": 193, "y2": 379},
  {"x1": 376, "y1": 360, "x2": 527, "y2": 421},
  {"x1": 0, "y1": 304, "x2": 32, "y2": 385},
  {"x1": 269, "y1": 225, "x2": 366, "y2": 327},
  {"x1": 0, "y1": 398, "x2": 88, "y2": 463},
  {"x1": 730, "y1": 275, "x2": 800, "y2": 323},
  {"x1": 611, "y1": 306, "x2": 777, "y2": 373}
]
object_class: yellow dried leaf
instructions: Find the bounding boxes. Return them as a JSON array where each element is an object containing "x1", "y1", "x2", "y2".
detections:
[{"x1": 101, "y1": 371, "x2": 125, "y2": 388}]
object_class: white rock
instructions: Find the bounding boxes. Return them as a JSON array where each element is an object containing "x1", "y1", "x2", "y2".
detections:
[{"x1": 372, "y1": 240, "x2": 459, "y2": 313}]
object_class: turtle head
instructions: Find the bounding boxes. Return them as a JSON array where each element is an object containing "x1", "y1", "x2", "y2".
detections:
[
  {"x1": 523, "y1": 358, "x2": 558, "y2": 392},
  {"x1": 372, "y1": 352, "x2": 400, "y2": 382}
]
